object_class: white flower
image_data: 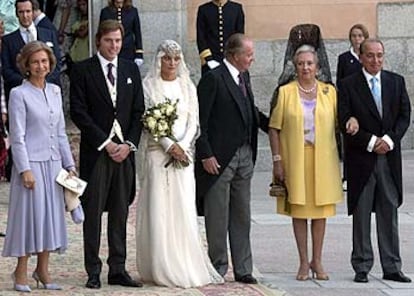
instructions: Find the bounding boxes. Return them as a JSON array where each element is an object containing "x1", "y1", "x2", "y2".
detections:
[
  {"x1": 152, "y1": 109, "x2": 162, "y2": 119},
  {"x1": 146, "y1": 117, "x2": 157, "y2": 130},
  {"x1": 157, "y1": 120, "x2": 169, "y2": 132},
  {"x1": 165, "y1": 104, "x2": 175, "y2": 116}
]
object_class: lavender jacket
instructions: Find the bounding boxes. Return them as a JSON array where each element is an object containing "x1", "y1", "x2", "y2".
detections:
[{"x1": 9, "y1": 80, "x2": 74, "y2": 174}]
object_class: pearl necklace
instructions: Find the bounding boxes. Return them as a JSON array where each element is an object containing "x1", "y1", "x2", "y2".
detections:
[{"x1": 298, "y1": 82, "x2": 317, "y2": 94}]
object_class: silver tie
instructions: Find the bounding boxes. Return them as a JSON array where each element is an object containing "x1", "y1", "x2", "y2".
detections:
[
  {"x1": 370, "y1": 77, "x2": 382, "y2": 116},
  {"x1": 26, "y1": 29, "x2": 35, "y2": 43}
]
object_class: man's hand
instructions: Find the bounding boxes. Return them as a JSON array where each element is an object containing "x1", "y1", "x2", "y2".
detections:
[
  {"x1": 21, "y1": 170, "x2": 35, "y2": 190},
  {"x1": 202, "y1": 156, "x2": 221, "y2": 175},
  {"x1": 134, "y1": 58, "x2": 144, "y2": 67},
  {"x1": 346, "y1": 116, "x2": 359, "y2": 135},
  {"x1": 373, "y1": 138, "x2": 391, "y2": 154},
  {"x1": 106, "y1": 141, "x2": 130, "y2": 162}
]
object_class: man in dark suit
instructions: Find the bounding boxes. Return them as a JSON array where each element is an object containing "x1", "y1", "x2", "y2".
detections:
[
  {"x1": 70, "y1": 20, "x2": 144, "y2": 289},
  {"x1": 1, "y1": 0, "x2": 60, "y2": 181},
  {"x1": 196, "y1": 33, "x2": 263, "y2": 284},
  {"x1": 196, "y1": 0, "x2": 244, "y2": 75},
  {"x1": 32, "y1": 0, "x2": 58, "y2": 39},
  {"x1": 338, "y1": 38, "x2": 411, "y2": 284}
]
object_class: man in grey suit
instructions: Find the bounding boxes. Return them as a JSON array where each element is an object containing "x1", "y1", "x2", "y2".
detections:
[
  {"x1": 338, "y1": 39, "x2": 411, "y2": 283},
  {"x1": 196, "y1": 33, "x2": 265, "y2": 284}
]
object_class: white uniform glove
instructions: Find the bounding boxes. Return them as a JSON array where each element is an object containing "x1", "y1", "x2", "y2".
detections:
[
  {"x1": 207, "y1": 60, "x2": 220, "y2": 69},
  {"x1": 134, "y1": 58, "x2": 144, "y2": 67}
]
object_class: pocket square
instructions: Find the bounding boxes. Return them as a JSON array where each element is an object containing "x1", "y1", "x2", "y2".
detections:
[
  {"x1": 45, "y1": 41, "x2": 54, "y2": 48},
  {"x1": 127, "y1": 77, "x2": 132, "y2": 84}
]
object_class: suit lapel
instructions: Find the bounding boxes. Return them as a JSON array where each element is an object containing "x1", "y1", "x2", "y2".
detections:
[
  {"x1": 116, "y1": 60, "x2": 127, "y2": 108},
  {"x1": 356, "y1": 71, "x2": 382, "y2": 121},
  {"x1": 380, "y1": 71, "x2": 393, "y2": 123},
  {"x1": 221, "y1": 66, "x2": 248, "y2": 125}
]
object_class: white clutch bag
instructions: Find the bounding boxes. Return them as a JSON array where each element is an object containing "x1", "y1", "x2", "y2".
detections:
[{"x1": 56, "y1": 169, "x2": 87, "y2": 212}]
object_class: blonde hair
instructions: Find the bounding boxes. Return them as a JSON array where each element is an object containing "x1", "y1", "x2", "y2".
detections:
[{"x1": 17, "y1": 41, "x2": 56, "y2": 77}]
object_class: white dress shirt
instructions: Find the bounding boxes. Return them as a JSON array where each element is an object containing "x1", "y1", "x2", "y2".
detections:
[{"x1": 362, "y1": 68, "x2": 394, "y2": 152}]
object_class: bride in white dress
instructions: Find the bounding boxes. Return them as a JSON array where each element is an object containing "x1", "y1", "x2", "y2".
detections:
[{"x1": 136, "y1": 40, "x2": 223, "y2": 288}]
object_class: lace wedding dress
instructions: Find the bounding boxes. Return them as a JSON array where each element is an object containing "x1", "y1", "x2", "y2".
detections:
[{"x1": 136, "y1": 77, "x2": 223, "y2": 288}]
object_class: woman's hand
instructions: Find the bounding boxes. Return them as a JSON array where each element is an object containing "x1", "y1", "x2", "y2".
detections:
[
  {"x1": 273, "y1": 161, "x2": 284, "y2": 182},
  {"x1": 67, "y1": 169, "x2": 77, "y2": 178},
  {"x1": 346, "y1": 116, "x2": 359, "y2": 135},
  {"x1": 21, "y1": 170, "x2": 35, "y2": 190},
  {"x1": 167, "y1": 143, "x2": 188, "y2": 162}
]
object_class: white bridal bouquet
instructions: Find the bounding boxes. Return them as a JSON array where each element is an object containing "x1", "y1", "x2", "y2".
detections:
[{"x1": 142, "y1": 98, "x2": 189, "y2": 169}]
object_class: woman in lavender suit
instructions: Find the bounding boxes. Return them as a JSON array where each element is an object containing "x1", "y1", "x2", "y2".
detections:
[{"x1": 2, "y1": 41, "x2": 76, "y2": 292}]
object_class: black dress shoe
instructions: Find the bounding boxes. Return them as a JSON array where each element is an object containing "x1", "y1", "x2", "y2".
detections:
[
  {"x1": 235, "y1": 274, "x2": 258, "y2": 284},
  {"x1": 354, "y1": 272, "x2": 368, "y2": 283},
  {"x1": 86, "y1": 274, "x2": 101, "y2": 289},
  {"x1": 0, "y1": 232, "x2": 5, "y2": 237},
  {"x1": 383, "y1": 271, "x2": 412, "y2": 283},
  {"x1": 108, "y1": 271, "x2": 143, "y2": 287}
]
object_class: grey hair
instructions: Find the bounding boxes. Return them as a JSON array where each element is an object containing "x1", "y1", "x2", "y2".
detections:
[{"x1": 293, "y1": 44, "x2": 319, "y2": 66}]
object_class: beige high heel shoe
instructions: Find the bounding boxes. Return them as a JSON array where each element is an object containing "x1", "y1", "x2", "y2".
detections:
[{"x1": 310, "y1": 264, "x2": 329, "y2": 280}]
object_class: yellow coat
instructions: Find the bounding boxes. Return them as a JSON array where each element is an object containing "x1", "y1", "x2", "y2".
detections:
[{"x1": 269, "y1": 80, "x2": 342, "y2": 206}]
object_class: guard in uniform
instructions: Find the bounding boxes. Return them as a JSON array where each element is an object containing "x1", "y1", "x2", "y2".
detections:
[
  {"x1": 100, "y1": 0, "x2": 144, "y2": 66},
  {"x1": 196, "y1": 0, "x2": 244, "y2": 75}
]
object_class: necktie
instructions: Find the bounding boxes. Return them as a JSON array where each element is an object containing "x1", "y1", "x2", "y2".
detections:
[
  {"x1": 238, "y1": 73, "x2": 247, "y2": 97},
  {"x1": 26, "y1": 29, "x2": 34, "y2": 43},
  {"x1": 370, "y1": 77, "x2": 382, "y2": 116},
  {"x1": 107, "y1": 63, "x2": 115, "y2": 86}
]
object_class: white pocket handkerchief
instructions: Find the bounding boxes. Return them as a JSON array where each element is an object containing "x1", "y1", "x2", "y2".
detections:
[
  {"x1": 45, "y1": 41, "x2": 54, "y2": 48},
  {"x1": 127, "y1": 77, "x2": 132, "y2": 84}
]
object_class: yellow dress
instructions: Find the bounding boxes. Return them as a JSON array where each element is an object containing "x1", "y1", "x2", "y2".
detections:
[{"x1": 269, "y1": 80, "x2": 343, "y2": 218}]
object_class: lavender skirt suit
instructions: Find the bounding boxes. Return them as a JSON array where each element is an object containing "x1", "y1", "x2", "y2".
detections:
[{"x1": 2, "y1": 80, "x2": 75, "y2": 257}]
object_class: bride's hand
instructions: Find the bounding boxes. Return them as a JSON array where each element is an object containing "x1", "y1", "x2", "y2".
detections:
[{"x1": 168, "y1": 143, "x2": 188, "y2": 162}]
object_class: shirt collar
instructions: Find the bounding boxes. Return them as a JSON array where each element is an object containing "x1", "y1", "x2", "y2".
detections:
[
  {"x1": 19, "y1": 22, "x2": 36, "y2": 34},
  {"x1": 362, "y1": 67, "x2": 381, "y2": 85},
  {"x1": 350, "y1": 47, "x2": 359, "y2": 61},
  {"x1": 223, "y1": 58, "x2": 241, "y2": 84},
  {"x1": 34, "y1": 12, "x2": 46, "y2": 25},
  {"x1": 97, "y1": 51, "x2": 118, "y2": 69}
]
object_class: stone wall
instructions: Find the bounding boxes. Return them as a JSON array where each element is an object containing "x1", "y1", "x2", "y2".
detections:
[{"x1": 67, "y1": 0, "x2": 414, "y2": 171}]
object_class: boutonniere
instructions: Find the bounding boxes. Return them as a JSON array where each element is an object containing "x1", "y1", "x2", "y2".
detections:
[
  {"x1": 127, "y1": 77, "x2": 132, "y2": 84},
  {"x1": 322, "y1": 86, "x2": 329, "y2": 95}
]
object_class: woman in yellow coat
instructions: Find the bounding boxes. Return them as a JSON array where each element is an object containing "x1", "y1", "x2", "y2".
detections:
[{"x1": 269, "y1": 44, "x2": 342, "y2": 281}]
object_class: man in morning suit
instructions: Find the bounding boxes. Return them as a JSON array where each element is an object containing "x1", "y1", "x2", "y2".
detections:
[
  {"x1": 338, "y1": 39, "x2": 411, "y2": 284},
  {"x1": 196, "y1": 0, "x2": 244, "y2": 75},
  {"x1": 1, "y1": 0, "x2": 61, "y2": 181},
  {"x1": 196, "y1": 33, "x2": 264, "y2": 284},
  {"x1": 70, "y1": 20, "x2": 144, "y2": 289}
]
